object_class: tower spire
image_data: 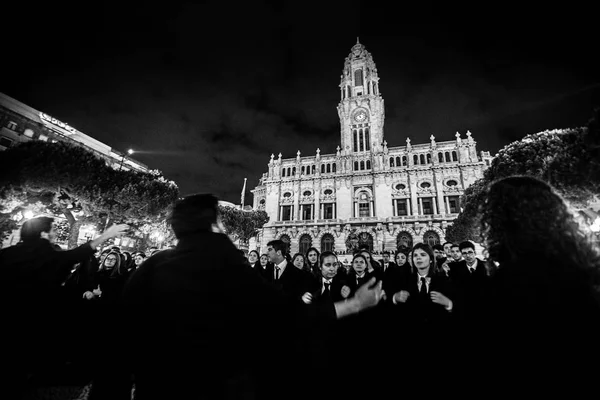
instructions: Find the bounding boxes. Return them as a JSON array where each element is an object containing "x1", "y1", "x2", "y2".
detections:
[{"x1": 356, "y1": 36, "x2": 360, "y2": 44}]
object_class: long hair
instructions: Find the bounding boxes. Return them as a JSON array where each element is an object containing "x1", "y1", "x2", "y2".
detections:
[
  {"x1": 411, "y1": 243, "x2": 442, "y2": 276},
  {"x1": 480, "y1": 175, "x2": 600, "y2": 286},
  {"x1": 99, "y1": 251, "x2": 125, "y2": 277},
  {"x1": 291, "y1": 252, "x2": 311, "y2": 273}
]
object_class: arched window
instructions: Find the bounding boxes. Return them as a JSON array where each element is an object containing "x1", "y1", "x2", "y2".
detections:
[
  {"x1": 359, "y1": 129, "x2": 364, "y2": 151},
  {"x1": 301, "y1": 166, "x2": 305, "y2": 175},
  {"x1": 426, "y1": 153, "x2": 431, "y2": 164},
  {"x1": 354, "y1": 161, "x2": 359, "y2": 171},
  {"x1": 312, "y1": 165, "x2": 315, "y2": 174},
  {"x1": 422, "y1": 231, "x2": 440, "y2": 247},
  {"x1": 280, "y1": 235, "x2": 291, "y2": 255},
  {"x1": 358, "y1": 232, "x2": 373, "y2": 252},
  {"x1": 282, "y1": 168, "x2": 286, "y2": 177},
  {"x1": 365, "y1": 128, "x2": 370, "y2": 151},
  {"x1": 299, "y1": 234, "x2": 312, "y2": 256},
  {"x1": 414, "y1": 155, "x2": 419, "y2": 165},
  {"x1": 354, "y1": 69, "x2": 363, "y2": 86},
  {"x1": 445, "y1": 152, "x2": 451, "y2": 162},
  {"x1": 353, "y1": 130, "x2": 358, "y2": 152},
  {"x1": 332, "y1": 163, "x2": 336, "y2": 173},
  {"x1": 420, "y1": 154, "x2": 426, "y2": 165},
  {"x1": 321, "y1": 233, "x2": 335, "y2": 253},
  {"x1": 292, "y1": 167, "x2": 296, "y2": 175},
  {"x1": 396, "y1": 156, "x2": 401, "y2": 166},
  {"x1": 347, "y1": 85, "x2": 351, "y2": 98},
  {"x1": 321, "y1": 164, "x2": 325, "y2": 174},
  {"x1": 438, "y1": 153, "x2": 444, "y2": 163},
  {"x1": 396, "y1": 232, "x2": 413, "y2": 250},
  {"x1": 366, "y1": 160, "x2": 371, "y2": 169},
  {"x1": 402, "y1": 156, "x2": 407, "y2": 166},
  {"x1": 326, "y1": 164, "x2": 331, "y2": 173},
  {"x1": 452, "y1": 151, "x2": 458, "y2": 162},
  {"x1": 360, "y1": 161, "x2": 365, "y2": 170},
  {"x1": 390, "y1": 157, "x2": 395, "y2": 167}
]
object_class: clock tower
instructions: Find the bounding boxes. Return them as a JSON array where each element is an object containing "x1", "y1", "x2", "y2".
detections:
[{"x1": 337, "y1": 38, "x2": 385, "y2": 157}]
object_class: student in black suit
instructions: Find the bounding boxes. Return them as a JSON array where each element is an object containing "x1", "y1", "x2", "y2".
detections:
[
  {"x1": 122, "y1": 194, "x2": 383, "y2": 400},
  {"x1": 267, "y1": 240, "x2": 317, "y2": 300}
]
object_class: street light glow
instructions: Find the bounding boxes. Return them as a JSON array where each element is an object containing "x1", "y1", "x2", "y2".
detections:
[
  {"x1": 23, "y1": 210, "x2": 34, "y2": 219},
  {"x1": 590, "y1": 217, "x2": 600, "y2": 233},
  {"x1": 128, "y1": 149, "x2": 134, "y2": 155}
]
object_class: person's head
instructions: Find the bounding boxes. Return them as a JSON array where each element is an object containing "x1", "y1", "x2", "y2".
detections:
[
  {"x1": 352, "y1": 254, "x2": 368, "y2": 275},
  {"x1": 360, "y1": 250, "x2": 372, "y2": 265},
  {"x1": 442, "y1": 242, "x2": 454, "y2": 257},
  {"x1": 248, "y1": 250, "x2": 260, "y2": 265},
  {"x1": 306, "y1": 247, "x2": 320, "y2": 266},
  {"x1": 101, "y1": 251, "x2": 121, "y2": 271},
  {"x1": 167, "y1": 193, "x2": 218, "y2": 239},
  {"x1": 20, "y1": 217, "x2": 55, "y2": 243},
  {"x1": 450, "y1": 244, "x2": 462, "y2": 261},
  {"x1": 291, "y1": 253, "x2": 306, "y2": 270},
  {"x1": 480, "y1": 175, "x2": 600, "y2": 270},
  {"x1": 259, "y1": 254, "x2": 269, "y2": 266},
  {"x1": 459, "y1": 241, "x2": 477, "y2": 265},
  {"x1": 382, "y1": 251, "x2": 391, "y2": 263},
  {"x1": 320, "y1": 251, "x2": 338, "y2": 279},
  {"x1": 411, "y1": 243, "x2": 435, "y2": 275},
  {"x1": 432, "y1": 244, "x2": 445, "y2": 261},
  {"x1": 134, "y1": 252, "x2": 146, "y2": 266},
  {"x1": 266, "y1": 240, "x2": 287, "y2": 264},
  {"x1": 394, "y1": 248, "x2": 409, "y2": 266}
]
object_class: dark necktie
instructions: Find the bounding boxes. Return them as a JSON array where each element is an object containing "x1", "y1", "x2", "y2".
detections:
[
  {"x1": 469, "y1": 267, "x2": 475, "y2": 274},
  {"x1": 323, "y1": 282, "x2": 331, "y2": 297},
  {"x1": 420, "y1": 277, "x2": 428, "y2": 297},
  {"x1": 275, "y1": 266, "x2": 280, "y2": 280}
]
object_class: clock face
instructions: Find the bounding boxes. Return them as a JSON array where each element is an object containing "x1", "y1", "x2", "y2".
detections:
[{"x1": 354, "y1": 111, "x2": 367, "y2": 122}]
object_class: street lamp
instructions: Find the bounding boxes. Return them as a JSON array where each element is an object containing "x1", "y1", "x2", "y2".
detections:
[{"x1": 118, "y1": 148, "x2": 135, "y2": 171}]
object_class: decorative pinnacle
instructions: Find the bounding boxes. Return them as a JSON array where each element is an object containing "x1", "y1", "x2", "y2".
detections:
[{"x1": 357, "y1": 37, "x2": 360, "y2": 44}]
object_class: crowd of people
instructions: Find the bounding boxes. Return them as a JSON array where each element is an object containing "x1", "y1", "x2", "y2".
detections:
[{"x1": 1, "y1": 175, "x2": 600, "y2": 399}]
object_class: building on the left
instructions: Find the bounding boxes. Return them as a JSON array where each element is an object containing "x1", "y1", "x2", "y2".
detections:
[
  {"x1": 0, "y1": 92, "x2": 149, "y2": 250},
  {"x1": 0, "y1": 92, "x2": 148, "y2": 172}
]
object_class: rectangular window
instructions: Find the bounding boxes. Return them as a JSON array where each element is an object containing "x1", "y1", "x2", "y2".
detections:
[
  {"x1": 359, "y1": 203, "x2": 370, "y2": 217},
  {"x1": 281, "y1": 205, "x2": 292, "y2": 221},
  {"x1": 396, "y1": 199, "x2": 408, "y2": 216},
  {"x1": 323, "y1": 203, "x2": 334, "y2": 220},
  {"x1": 422, "y1": 198, "x2": 433, "y2": 215},
  {"x1": 448, "y1": 196, "x2": 460, "y2": 213},
  {"x1": 302, "y1": 205, "x2": 312, "y2": 220}
]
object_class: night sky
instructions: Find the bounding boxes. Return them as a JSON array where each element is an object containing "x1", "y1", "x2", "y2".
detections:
[{"x1": 2, "y1": 2, "x2": 599, "y2": 204}]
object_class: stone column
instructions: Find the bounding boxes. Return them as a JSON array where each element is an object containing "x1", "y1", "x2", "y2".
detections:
[
  {"x1": 418, "y1": 198, "x2": 423, "y2": 215},
  {"x1": 354, "y1": 202, "x2": 358, "y2": 218},
  {"x1": 445, "y1": 197, "x2": 450, "y2": 214},
  {"x1": 392, "y1": 199, "x2": 396, "y2": 217},
  {"x1": 370, "y1": 201, "x2": 374, "y2": 217},
  {"x1": 432, "y1": 197, "x2": 438, "y2": 215}
]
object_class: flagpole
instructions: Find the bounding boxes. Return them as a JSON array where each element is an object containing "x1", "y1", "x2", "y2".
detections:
[{"x1": 240, "y1": 178, "x2": 247, "y2": 209}]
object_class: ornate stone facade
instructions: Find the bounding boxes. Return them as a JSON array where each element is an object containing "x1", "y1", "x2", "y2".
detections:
[{"x1": 251, "y1": 40, "x2": 492, "y2": 258}]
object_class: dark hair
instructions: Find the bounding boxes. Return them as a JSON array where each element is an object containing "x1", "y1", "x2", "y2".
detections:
[
  {"x1": 248, "y1": 250, "x2": 260, "y2": 259},
  {"x1": 168, "y1": 193, "x2": 218, "y2": 238},
  {"x1": 459, "y1": 241, "x2": 475, "y2": 252},
  {"x1": 320, "y1": 251, "x2": 338, "y2": 266},
  {"x1": 382, "y1": 250, "x2": 390, "y2": 256},
  {"x1": 394, "y1": 248, "x2": 409, "y2": 265},
  {"x1": 480, "y1": 176, "x2": 600, "y2": 279},
  {"x1": 267, "y1": 240, "x2": 287, "y2": 256},
  {"x1": 411, "y1": 243, "x2": 440, "y2": 275},
  {"x1": 352, "y1": 253, "x2": 368, "y2": 267},
  {"x1": 100, "y1": 251, "x2": 125, "y2": 277},
  {"x1": 305, "y1": 247, "x2": 320, "y2": 267},
  {"x1": 432, "y1": 244, "x2": 444, "y2": 252},
  {"x1": 442, "y1": 242, "x2": 454, "y2": 248},
  {"x1": 20, "y1": 217, "x2": 54, "y2": 243}
]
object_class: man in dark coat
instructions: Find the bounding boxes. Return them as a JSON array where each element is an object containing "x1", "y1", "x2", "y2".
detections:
[{"x1": 122, "y1": 194, "x2": 382, "y2": 400}]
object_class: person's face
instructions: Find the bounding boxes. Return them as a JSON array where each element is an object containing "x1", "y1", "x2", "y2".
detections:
[
  {"x1": 412, "y1": 249, "x2": 431, "y2": 271},
  {"x1": 395, "y1": 252, "x2": 407, "y2": 266},
  {"x1": 104, "y1": 255, "x2": 118, "y2": 269},
  {"x1": 443, "y1": 243, "x2": 453, "y2": 257},
  {"x1": 293, "y1": 255, "x2": 305, "y2": 270},
  {"x1": 248, "y1": 252, "x2": 258, "y2": 264},
  {"x1": 267, "y1": 246, "x2": 280, "y2": 263},
  {"x1": 260, "y1": 255, "x2": 268, "y2": 266},
  {"x1": 321, "y1": 255, "x2": 338, "y2": 279},
  {"x1": 353, "y1": 257, "x2": 366, "y2": 274},
  {"x1": 461, "y1": 247, "x2": 476, "y2": 264},
  {"x1": 360, "y1": 251, "x2": 371, "y2": 264},
  {"x1": 383, "y1": 254, "x2": 390, "y2": 263},
  {"x1": 433, "y1": 249, "x2": 445, "y2": 260},
  {"x1": 307, "y1": 250, "x2": 318, "y2": 264},
  {"x1": 451, "y1": 247, "x2": 462, "y2": 261},
  {"x1": 134, "y1": 255, "x2": 144, "y2": 266}
]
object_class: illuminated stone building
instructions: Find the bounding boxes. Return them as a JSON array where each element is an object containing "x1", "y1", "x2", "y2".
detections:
[{"x1": 251, "y1": 40, "x2": 492, "y2": 257}]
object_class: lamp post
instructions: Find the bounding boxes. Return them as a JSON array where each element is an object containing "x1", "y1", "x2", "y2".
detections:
[{"x1": 118, "y1": 148, "x2": 134, "y2": 171}]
